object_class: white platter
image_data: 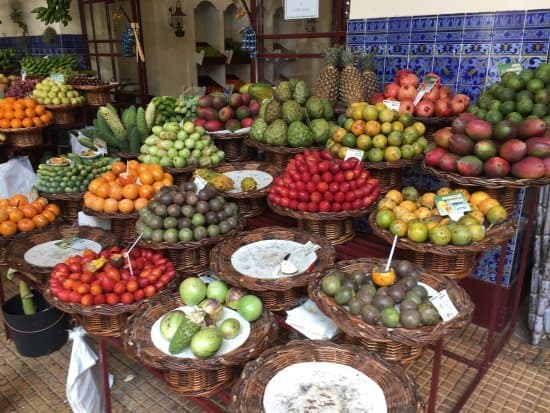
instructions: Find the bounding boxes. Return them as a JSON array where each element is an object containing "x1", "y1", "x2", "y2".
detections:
[
  {"x1": 150, "y1": 306, "x2": 251, "y2": 359},
  {"x1": 223, "y1": 170, "x2": 273, "y2": 193},
  {"x1": 263, "y1": 361, "x2": 387, "y2": 413},
  {"x1": 23, "y1": 238, "x2": 103, "y2": 267},
  {"x1": 46, "y1": 157, "x2": 71, "y2": 166}
]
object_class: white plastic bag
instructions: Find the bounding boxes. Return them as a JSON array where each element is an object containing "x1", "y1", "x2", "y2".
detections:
[
  {"x1": 66, "y1": 326, "x2": 113, "y2": 413},
  {"x1": 0, "y1": 157, "x2": 37, "y2": 198}
]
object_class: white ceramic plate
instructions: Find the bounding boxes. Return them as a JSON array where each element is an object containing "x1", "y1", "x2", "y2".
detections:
[
  {"x1": 223, "y1": 170, "x2": 273, "y2": 193},
  {"x1": 263, "y1": 361, "x2": 387, "y2": 413},
  {"x1": 46, "y1": 157, "x2": 71, "y2": 166},
  {"x1": 150, "y1": 306, "x2": 251, "y2": 359},
  {"x1": 79, "y1": 151, "x2": 100, "y2": 159},
  {"x1": 23, "y1": 238, "x2": 103, "y2": 267},
  {"x1": 231, "y1": 239, "x2": 316, "y2": 279}
]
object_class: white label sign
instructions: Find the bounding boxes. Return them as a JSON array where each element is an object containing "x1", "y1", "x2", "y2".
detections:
[
  {"x1": 193, "y1": 175, "x2": 208, "y2": 193},
  {"x1": 284, "y1": 0, "x2": 319, "y2": 19},
  {"x1": 344, "y1": 148, "x2": 364, "y2": 161},
  {"x1": 430, "y1": 290, "x2": 459, "y2": 322},
  {"x1": 383, "y1": 100, "x2": 400, "y2": 112}
]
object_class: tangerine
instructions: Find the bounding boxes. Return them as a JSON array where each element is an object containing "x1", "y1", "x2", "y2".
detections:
[
  {"x1": 150, "y1": 167, "x2": 164, "y2": 181},
  {"x1": 134, "y1": 197, "x2": 149, "y2": 211},
  {"x1": 0, "y1": 119, "x2": 10, "y2": 128},
  {"x1": 3, "y1": 110, "x2": 14, "y2": 120},
  {"x1": 138, "y1": 184, "x2": 154, "y2": 199},
  {"x1": 118, "y1": 199, "x2": 134, "y2": 213},
  {"x1": 10, "y1": 119, "x2": 22, "y2": 128},
  {"x1": 13, "y1": 109, "x2": 25, "y2": 120},
  {"x1": 111, "y1": 161, "x2": 127, "y2": 175},
  {"x1": 0, "y1": 209, "x2": 8, "y2": 222},
  {"x1": 42, "y1": 209, "x2": 57, "y2": 223},
  {"x1": 90, "y1": 197, "x2": 105, "y2": 212},
  {"x1": 23, "y1": 98, "x2": 36, "y2": 108},
  {"x1": 103, "y1": 198, "x2": 119, "y2": 213},
  {"x1": 21, "y1": 204, "x2": 38, "y2": 218},
  {"x1": 0, "y1": 220, "x2": 17, "y2": 236},
  {"x1": 17, "y1": 218, "x2": 35, "y2": 232},
  {"x1": 35, "y1": 105, "x2": 45, "y2": 115},
  {"x1": 24, "y1": 108, "x2": 36, "y2": 118},
  {"x1": 13, "y1": 101, "x2": 25, "y2": 111},
  {"x1": 96, "y1": 183, "x2": 111, "y2": 199},
  {"x1": 122, "y1": 184, "x2": 139, "y2": 200},
  {"x1": 8, "y1": 208, "x2": 24, "y2": 222},
  {"x1": 163, "y1": 173, "x2": 173, "y2": 183},
  {"x1": 108, "y1": 184, "x2": 123, "y2": 201},
  {"x1": 22, "y1": 118, "x2": 33, "y2": 128},
  {"x1": 32, "y1": 214, "x2": 49, "y2": 228},
  {"x1": 32, "y1": 117, "x2": 43, "y2": 127},
  {"x1": 138, "y1": 171, "x2": 154, "y2": 185},
  {"x1": 103, "y1": 171, "x2": 116, "y2": 182},
  {"x1": 45, "y1": 203, "x2": 61, "y2": 216}
]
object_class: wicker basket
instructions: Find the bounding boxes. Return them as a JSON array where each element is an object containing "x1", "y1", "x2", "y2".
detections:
[
  {"x1": 122, "y1": 291, "x2": 279, "y2": 397},
  {"x1": 163, "y1": 165, "x2": 200, "y2": 186},
  {"x1": 139, "y1": 219, "x2": 245, "y2": 275},
  {"x1": 422, "y1": 161, "x2": 550, "y2": 188},
  {"x1": 73, "y1": 83, "x2": 117, "y2": 106},
  {"x1": 365, "y1": 156, "x2": 422, "y2": 192},
  {"x1": 39, "y1": 191, "x2": 84, "y2": 224},
  {"x1": 112, "y1": 152, "x2": 140, "y2": 161},
  {"x1": 309, "y1": 258, "x2": 473, "y2": 365},
  {"x1": 6, "y1": 225, "x2": 118, "y2": 281},
  {"x1": 244, "y1": 136, "x2": 315, "y2": 169},
  {"x1": 82, "y1": 206, "x2": 139, "y2": 245},
  {"x1": 210, "y1": 226, "x2": 336, "y2": 311},
  {"x1": 0, "y1": 125, "x2": 46, "y2": 148},
  {"x1": 212, "y1": 131, "x2": 251, "y2": 162},
  {"x1": 231, "y1": 340, "x2": 424, "y2": 413},
  {"x1": 213, "y1": 162, "x2": 282, "y2": 218},
  {"x1": 45, "y1": 103, "x2": 84, "y2": 125},
  {"x1": 268, "y1": 200, "x2": 376, "y2": 245},
  {"x1": 398, "y1": 249, "x2": 478, "y2": 280}
]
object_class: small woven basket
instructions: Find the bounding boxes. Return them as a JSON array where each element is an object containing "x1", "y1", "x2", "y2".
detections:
[
  {"x1": 140, "y1": 219, "x2": 245, "y2": 275},
  {"x1": 210, "y1": 226, "x2": 336, "y2": 311},
  {"x1": 368, "y1": 212, "x2": 516, "y2": 279},
  {"x1": 73, "y1": 84, "x2": 117, "y2": 106},
  {"x1": 309, "y1": 258, "x2": 473, "y2": 365},
  {"x1": 45, "y1": 103, "x2": 84, "y2": 125},
  {"x1": 244, "y1": 136, "x2": 314, "y2": 169},
  {"x1": 6, "y1": 225, "x2": 118, "y2": 281},
  {"x1": 82, "y1": 206, "x2": 139, "y2": 245},
  {"x1": 122, "y1": 291, "x2": 279, "y2": 397},
  {"x1": 0, "y1": 125, "x2": 46, "y2": 148},
  {"x1": 212, "y1": 131, "x2": 251, "y2": 162},
  {"x1": 365, "y1": 156, "x2": 422, "y2": 192},
  {"x1": 39, "y1": 191, "x2": 84, "y2": 224},
  {"x1": 213, "y1": 162, "x2": 282, "y2": 218},
  {"x1": 163, "y1": 165, "x2": 200, "y2": 186},
  {"x1": 268, "y1": 200, "x2": 376, "y2": 245},
  {"x1": 231, "y1": 340, "x2": 425, "y2": 413},
  {"x1": 112, "y1": 152, "x2": 140, "y2": 161}
]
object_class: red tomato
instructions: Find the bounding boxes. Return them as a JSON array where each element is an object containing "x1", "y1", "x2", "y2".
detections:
[
  {"x1": 143, "y1": 285, "x2": 156, "y2": 298},
  {"x1": 62, "y1": 279, "x2": 74, "y2": 290},
  {"x1": 93, "y1": 294, "x2": 106, "y2": 305},
  {"x1": 307, "y1": 202, "x2": 318, "y2": 212},
  {"x1": 352, "y1": 199, "x2": 363, "y2": 210},
  {"x1": 58, "y1": 290, "x2": 71, "y2": 302},
  {"x1": 105, "y1": 267, "x2": 120, "y2": 282},
  {"x1": 67, "y1": 256, "x2": 82, "y2": 265},
  {"x1": 342, "y1": 201, "x2": 352, "y2": 211},
  {"x1": 90, "y1": 284, "x2": 103, "y2": 296},
  {"x1": 332, "y1": 202, "x2": 342, "y2": 212},
  {"x1": 138, "y1": 277, "x2": 150, "y2": 288},
  {"x1": 120, "y1": 292, "x2": 134, "y2": 305},
  {"x1": 53, "y1": 263, "x2": 70, "y2": 274},
  {"x1": 105, "y1": 293, "x2": 119, "y2": 305},
  {"x1": 80, "y1": 294, "x2": 93, "y2": 306},
  {"x1": 70, "y1": 291, "x2": 82, "y2": 303},
  {"x1": 317, "y1": 182, "x2": 329, "y2": 192},
  {"x1": 80, "y1": 272, "x2": 94, "y2": 284},
  {"x1": 319, "y1": 201, "x2": 331, "y2": 212},
  {"x1": 101, "y1": 277, "x2": 115, "y2": 292},
  {"x1": 334, "y1": 192, "x2": 345, "y2": 203},
  {"x1": 113, "y1": 281, "x2": 127, "y2": 295},
  {"x1": 133, "y1": 289, "x2": 145, "y2": 301},
  {"x1": 68, "y1": 262, "x2": 81, "y2": 273},
  {"x1": 76, "y1": 284, "x2": 90, "y2": 295},
  {"x1": 280, "y1": 197, "x2": 290, "y2": 208},
  {"x1": 126, "y1": 279, "x2": 138, "y2": 292}
]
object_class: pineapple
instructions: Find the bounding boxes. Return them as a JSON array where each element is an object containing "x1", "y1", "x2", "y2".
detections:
[
  {"x1": 358, "y1": 53, "x2": 379, "y2": 103},
  {"x1": 313, "y1": 46, "x2": 341, "y2": 105},
  {"x1": 338, "y1": 48, "x2": 364, "y2": 106}
]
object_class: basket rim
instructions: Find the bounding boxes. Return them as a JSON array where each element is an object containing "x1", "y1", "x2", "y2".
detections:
[
  {"x1": 422, "y1": 161, "x2": 550, "y2": 188},
  {"x1": 0, "y1": 218, "x2": 63, "y2": 246},
  {"x1": 0, "y1": 123, "x2": 51, "y2": 133},
  {"x1": 368, "y1": 211, "x2": 517, "y2": 254},
  {"x1": 82, "y1": 205, "x2": 140, "y2": 220},
  {"x1": 111, "y1": 152, "x2": 140, "y2": 160},
  {"x1": 308, "y1": 258, "x2": 474, "y2": 346},
  {"x1": 39, "y1": 190, "x2": 85, "y2": 200},
  {"x1": 72, "y1": 83, "x2": 118, "y2": 91},
  {"x1": 244, "y1": 136, "x2": 321, "y2": 154},
  {"x1": 139, "y1": 218, "x2": 245, "y2": 250},
  {"x1": 268, "y1": 199, "x2": 375, "y2": 221},
  {"x1": 213, "y1": 162, "x2": 282, "y2": 199},
  {"x1": 231, "y1": 339, "x2": 424, "y2": 413},
  {"x1": 45, "y1": 103, "x2": 86, "y2": 110},
  {"x1": 122, "y1": 291, "x2": 278, "y2": 370},
  {"x1": 212, "y1": 131, "x2": 249, "y2": 139},
  {"x1": 411, "y1": 115, "x2": 456, "y2": 126},
  {"x1": 209, "y1": 226, "x2": 336, "y2": 291},
  {"x1": 364, "y1": 155, "x2": 422, "y2": 170}
]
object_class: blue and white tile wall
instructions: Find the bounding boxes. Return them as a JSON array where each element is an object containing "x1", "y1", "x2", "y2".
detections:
[
  {"x1": 347, "y1": 9, "x2": 550, "y2": 101},
  {"x1": 0, "y1": 35, "x2": 88, "y2": 69}
]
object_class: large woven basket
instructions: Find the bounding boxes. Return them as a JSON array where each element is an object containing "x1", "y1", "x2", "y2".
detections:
[
  {"x1": 0, "y1": 125, "x2": 47, "y2": 148},
  {"x1": 6, "y1": 225, "x2": 118, "y2": 283},
  {"x1": 309, "y1": 258, "x2": 473, "y2": 365},
  {"x1": 231, "y1": 340, "x2": 424, "y2": 413},
  {"x1": 244, "y1": 136, "x2": 314, "y2": 169},
  {"x1": 212, "y1": 131, "x2": 251, "y2": 162},
  {"x1": 122, "y1": 291, "x2": 279, "y2": 397},
  {"x1": 213, "y1": 162, "x2": 282, "y2": 218},
  {"x1": 39, "y1": 191, "x2": 84, "y2": 224},
  {"x1": 82, "y1": 206, "x2": 139, "y2": 245},
  {"x1": 365, "y1": 156, "x2": 422, "y2": 192},
  {"x1": 268, "y1": 200, "x2": 376, "y2": 245},
  {"x1": 112, "y1": 152, "x2": 140, "y2": 161},
  {"x1": 139, "y1": 219, "x2": 245, "y2": 275},
  {"x1": 45, "y1": 103, "x2": 84, "y2": 125},
  {"x1": 73, "y1": 83, "x2": 117, "y2": 106},
  {"x1": 422, "y1": 161, "x2": 550, "y2": 188},
  {"x1": 210, "y1": 226, "x2": 336, "y2": 311},
  {"x1": 163, "y1": 165, "x2": 200, "y2": 186},
  {"x1": 368, "y1": 212, "x2": 516, "y2": 279}
]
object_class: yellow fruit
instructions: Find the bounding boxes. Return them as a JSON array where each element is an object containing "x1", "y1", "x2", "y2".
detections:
[
  {"x1": 400, "y1": 200, "x2": 417, "y2": 212},
  {"x1": 408, "y1": 221, "x2": 429, "y2": 243},
  {"x1": 412, "y1": 121, "x2": 426, "y2": 136},
  {"x1": 391, "y1": 121, "x2": 404, "y2": 132},
  {"x1": 352, "y1": 107, "x2": 364, "y2": 120},
  {"x1": 380, "y1": 122, "x2": 393, "y2": 135},
  {"x1": 378, "y1": 108, "x2": 395, "y2": 123},
  {"x1": 385, "y1": 189, "x2": 403, "y2": 204},
  {"x1": 393, "y1": 206, "x2": 409, "y2": 219},
  {"x1": 364, "y1": 120, "x2": 381, "y2": 137},
  {"x1": 374, "y1": 102, "x2": 386, "y2": 112},
  {"x1": 337, "y1": 146, "x2": 349, "y2": 160},
  {"x1": 400, "y1": 211, "x2": 417, "y2": 223},
  {"x1": 425, "y1": 221, "x2": 439, "y2": 231},
  {"x1": 478, "y1": 198, "x2": 500, "y2": 215},
  {"x1": 469, "y1": 224, "x2": 486, "y2": 242},
  {"x1": 419, "y1": 192, "x2": 436, "y2": 208},
  {"x1": 470, "y1": 191, "x2": 490, "y2": 208},
  {"x1": 436, "y1": 187, "x2": 453, "y2": 196},
  {"x1": 356, "y1": 134, "x2": 372, "y2": 150},
  {"x1": 378, "y1": 198, "x2": 397, "y2": 210},
  {"x1": 454, "y1": 188, "x2": 471, "y2": 201},
  {"x1": 468, "y1": 210, "x2": 485, "y2": 224},
  {"x1": 415, "y1": 206, "x2": 432, "y2": 220},
  {"x1": 486, "y1": 205, "x2": 508, "y2": 225},
  {"x1": 389, "y1": 219, "x2": 408, "y2": 237},
  {"x1": 372, "y1": 268, "x2": 396, "y2": 287},
  {"x1": 384, "y1": 146, "x2": 402, "y2": 161}
]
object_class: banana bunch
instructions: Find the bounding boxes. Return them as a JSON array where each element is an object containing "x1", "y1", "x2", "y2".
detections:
[
  {"x1": 20, "y1": 55, "x2": 77, "y2": 76},
  {"x1": 32, "y1": 0, "x2": 73, "y2": 26}
]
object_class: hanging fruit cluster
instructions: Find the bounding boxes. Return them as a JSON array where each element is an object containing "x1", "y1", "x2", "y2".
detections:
[{"x1": 32, "y1": 0, "x2": 73, "y2": 26}]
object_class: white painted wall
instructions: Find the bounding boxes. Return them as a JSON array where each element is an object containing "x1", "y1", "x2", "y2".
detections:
[{"x1": 350, "y1": 0, "x2": 550, "y2": 19}]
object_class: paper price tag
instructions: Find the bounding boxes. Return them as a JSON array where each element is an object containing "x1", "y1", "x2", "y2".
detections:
[
  {"x1": 194, "y1": 175, "x2": 208, "y2": 193},
  {"x1": 344, "y1": 148, "x2": 364, "y2": 161},
  {"x1": 498, "y1": 62, "x2": 522, "y2": 77},
  {"x1": 21, "y1": 68, "x2": 27, "y2": 81},
  {"x1": 434, "y1": 192, "x2": 470, "y2": 221},
  {"x1": 55, "y1": 237, "x2": 89, "y2": 250},
  {"x1": 430, "y1": 290, "x2": 459, "y2": 322},
  {"x1": 50, "y1": 73, "x2": 65, "y2": 84},
  {"x1": 414, "y1": 74, "x2": 440, "y2": 105},
  {"x1": 383, "y1": 100, "x2": 400, "y2": 112}
]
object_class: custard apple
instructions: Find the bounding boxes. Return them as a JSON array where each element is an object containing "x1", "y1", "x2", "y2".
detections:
[
  {"x1": 274, "y1": 81, "x2": 292, "y2": 102},
  {"x1": 287, "y1": 121, "x2": 313, "y2": 148},
  {"x1": 282, "y1": 100, "x2": 304, "y2": 124},
  {"x1": 250, "y1": 119, "x2": 268, "y2": 142}
]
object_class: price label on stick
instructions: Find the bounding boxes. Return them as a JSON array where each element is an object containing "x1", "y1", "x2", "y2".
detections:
[
  {"x1": 124, "y1": 233, "x2": 144, "y2": 277},
  {"x1": 344, "y1": 148, "x2": 364, "y2": 161},
  {"x1": 50, "y1": 72, "x2": 65, "y2": 84},
  {"x1": 194, "y1": 175, "x2": 208, "y2": 193},
  {"x1": 383, "y1": 100, "x2": 400, "y2": 112},
  {"x1": 430, "y1": 290, "x2": 459, "y2": 322},
  {"x1": 414, "y1": 74, "x2": 440, "y2": 106},
  {"x1": 434, "y1": 192, "x2": 470, "y2": 221}
]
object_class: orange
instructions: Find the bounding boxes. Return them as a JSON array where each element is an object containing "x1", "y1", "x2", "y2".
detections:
[
  {"x1": 138, "y1": 171, "x2": 154, "y2": 185},
  {"x1": 103, "y1": 198, "x2": 119, "y2": 213},
  {"x1": 21, "y1": 204, "x2": 38, "y2": 218},
  {"x1": 118, "y1": 199, "x2": 134, "y2": 213},
  {"x1": 9, "y1": 194, "x2": 27, "y2": 207},
  {"x1": 372, "y1": 268, "x2": 397, "y2": 287},
  {"x1": 45, "y1": 203, "x2": 61, "y2": 216},
  {"x1": 3, "y1": 110, "x2": 14, "y2": 120},
  {"x1": 478, "y1": 198, "x2": 500, "y2": 215},
  {"x1": 10, "y1": 119, "x2": 22, "y2": 129},
  {"x1": 22, "y1": 118, "x2": 33, "y2": 128},
  {"x1": 150, "y1": 167, "x2": 164, "y2": 182},
  {"x1": 138, "y1": 184, "x2": 154, "y2": 199},
  {"x1": 42, "y1": 209, "x2": 57, "y2": 223},
  {"x1": 13, "y1": 101, "x2": 25, "y2": 111},
  {"x1": 103, "y1": 171, "x2": 116, "y2": 182},
  {"x1": 0, "y1": 208, "x2": 8, "y2": 223},
  {"x1": 35, "y1": 105, "x2": 45, "y2": 115},
  {"x1": 0, "y1": 220, "x2": 17, "y2": 236},
  {"x1": 0, "y1": 199, "x2": 8, "y2": 209},
  {"x1": 163, "y1": 173, "x2": 173, "y2": 183},
  {"x1": 111, "y1": 161, "x2": 126, "y2": 175},
  {"x1": 8, "y1": 208, "x2": 25, "y2": 222},
  {"x1": 40, "y1": 114, "x2": 51, "y2": 124},
  {"x1": 162, "y1": 178, "x2": 173, "y2": 186},
  {"x1": 32, "y1": 214, "x2": 49, "y2": 228},
  {"x1": 134, "y1": 197, "x2": 149, "y2": 211},
  {"x1": 108, "y1": 184, "x2": 123, "y2": 201},
  {"x1": 88, "y1": 177, "x2": 105, "y2": 193},
  {"x1": 0, "y1": 119, "x2": 10, "y2": 128},
  {"x1": 117, "y1": 173, "x2": 136, "y2": 186},
  {"x1": 84, "y1": 193, "x2": 96, "y2": 209},
  {"x1": 96, "y1": 183, "x2": 111, "y2": 199},
  {"x1": 32, "y1": 117, "x2": 43, "y2": 127},
  {"x1": 152, "y1": 181, "x2": 165, "y2": 192},
  {"x1": 13, "y1": 109, "x2": 25, "y2": 120},
  {"x1": 90, "y1": 197, "x2": 105, "y2": 212},
  {"x1": 137, "y1": 163, "x2": 149, "y2": 174},
  {"x1": 17, "y1": 218, "x2": 35, "y2": 232},
  {"x1": 23, "y1": 98, "x2": 36, "y2": 108},
  {"x1": 122, "y1": 184, "x2": 139, "y2": 200},
  {"x1": 24, "y1": 108, "x2": 35, "y2": 118}
]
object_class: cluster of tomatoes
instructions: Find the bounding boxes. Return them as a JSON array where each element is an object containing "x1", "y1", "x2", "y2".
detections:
[{"x1": 49, "y1": 246, "x2": 176, "y2": 306}]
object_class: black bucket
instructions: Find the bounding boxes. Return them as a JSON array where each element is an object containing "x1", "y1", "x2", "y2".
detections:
[{"x1": 2, "y1": 290, "x2": 69, "y2": 357}]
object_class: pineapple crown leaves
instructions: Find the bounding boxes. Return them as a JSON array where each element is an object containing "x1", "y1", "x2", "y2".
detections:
[
  {"x1": 340, "y1": 47, "x2": 358, "y2": 67},
  {"x1": 357, "y1": 53, "x2": 375, "y2": 71},
  {"x1": 323, "y1": 46, "x2": 342, "y2": 67}
]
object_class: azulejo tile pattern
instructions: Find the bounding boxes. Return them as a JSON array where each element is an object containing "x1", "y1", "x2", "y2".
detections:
[{"x1": 347, "y1": 9, "x2": 550, "y2": 100}]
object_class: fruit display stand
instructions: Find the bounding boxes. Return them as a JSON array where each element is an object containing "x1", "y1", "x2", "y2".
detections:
[
  {"x1": 122, "y1": 291, "x2": 279, "y2": 397},
  {"x1": 211, "y1": 130, "x2": 252, "y2": 162},
  {"x1": 0, "y1": 125, "x2": 48, "y2": 148},
  {"x1": 39, "y1": 191, "x2": 84, "y2": 224},
  {"x1": 210, "y1": 226, "x2": 336, "y2": 311},
  {"x1": 244, "y1": 136, "x2": 310, "y2": 169},
  {"x1": 214, "y1": 162, "x2": 282, "y2": 218},
  {"x1": 368, "y1": 212, "x2": 518, "y2": 280},
  {"x1": 72, "y1": 83, "x2": 118, "y2": 106},
  {"x1": 268, "y1": 199, "x2": 374, "y2": 245},
  {"x1": 140, "y1": 219, "x2": 245, "y2": 275},
  {"x1": 309, "y1": 259, "x2": 473, "y2": 365},
  {"x1": 231, "y1": 340, "x2": 424, "y2": 413},
  {"x1": 365, "y1": 156, "x2": 422, "y2": 192},
  {"x1": 45, "y1": 103, "x2": 85, "y2": 125},
  {"x1": 82, "y1": 206, "x2": 139, "y2": 245}
]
